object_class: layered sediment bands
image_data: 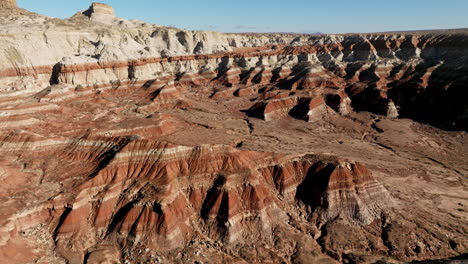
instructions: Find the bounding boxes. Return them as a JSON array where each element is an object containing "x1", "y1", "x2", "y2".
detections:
[
  {"x1": 0, "y1": 76, "x2": 465, "y2": 263},
  {"x1": 259, "y1": 156, "x2": 392, "y2": 224},
  {"x1": 54, "y1": 141, "x2": 279, "y2": 251},
  {"x1": 296, "y1": 160, "x2": 392, "y2": 224},
  {"x1": 1, "y1": 4, "x2": 467, "y2": 129},
  {"x1": 0, "y1": 4, "x2": 467, "y2": 264},
  {"x1": 7, "y1": 135, "x2": 393, "y2": 262},
  {"x1": 32, "y1": 34, "x2": 464, "y2": 129},
  {"x1": 82, "y1": 3, "x2": 116, "y2": 25},
  {"x1": 0, "y1": 113, "x2": 412, "y2": 263},
  {"x1": 2, "y1": 133, "x2": 458, "y2": 263}
]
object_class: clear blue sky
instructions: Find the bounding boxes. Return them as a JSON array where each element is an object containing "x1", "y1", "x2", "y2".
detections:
[{"x1": 18, "y1": 0, "x2": 468, "y2": 34}]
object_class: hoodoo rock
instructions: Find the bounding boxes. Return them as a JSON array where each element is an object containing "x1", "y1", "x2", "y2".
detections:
[
  {"x1": 0, "y1": 2, "x2": 467, "y2": 264},
  {"x1": 386, "y1": 100, "x2": 399, "y2": 119},
  {"x1": 82, "y1": 2, "x2": 116, "y2": 24}
]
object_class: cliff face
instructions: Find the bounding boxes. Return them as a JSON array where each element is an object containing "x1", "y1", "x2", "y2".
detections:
[
  {"x1": 57, "y1": 34, "x2": 467, "y2": 130},
  {"x1": 1, "y1": 16, "x2": 466, "y2": 129},
  {"x1": 0, "y1": 3, "x2": 467, "y2": 264}
]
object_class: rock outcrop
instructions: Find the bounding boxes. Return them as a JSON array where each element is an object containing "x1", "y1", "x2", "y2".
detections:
[
  {"x1": 295, "y1": 159, "x2": 392, "y2": 224},
  {"x1": 0, "y1": 2, "x2": 467, "y2": 264},
  {"x1": 48, "y1": 147, "x2": 395, "y2": 262},
  {"x1": 1, "y1": 28, "x2": 466, "y2": 129},
  {"x1": 82, "y1": 2, "x2": 116, "y2": 25},
  {"x1": 0, "y1": 0, "x2": 16, "y2": 8}
]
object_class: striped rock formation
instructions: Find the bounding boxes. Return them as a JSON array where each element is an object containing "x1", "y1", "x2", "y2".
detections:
[
  {"x1": 0, "y1": 130, "x2": 397, "y2": 263},
  {"x1": 82, "y1": 3, "x2": 116, "y2": 25},
  {"x1": 39, "y1": 36, "x2": 468, "y2": 129},
  {"x1": 0, "y1": 10, "x2": 467, "y2": 128},
  {"x1": 0, "y1": 2, "x2": 467, "y2": 264}
]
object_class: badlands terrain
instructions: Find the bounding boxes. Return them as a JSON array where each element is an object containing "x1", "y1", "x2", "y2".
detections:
[{"x1": 0, "y1": 1, "x2": 467, "y2": 264}]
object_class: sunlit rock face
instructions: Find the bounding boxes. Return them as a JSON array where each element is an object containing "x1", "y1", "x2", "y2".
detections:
[
  {"x1": 0, "y1": 2, "x2": 467, "y2": 264},
  {"x1": 82, "y1": 2, "x2": 116, "y2": 25}
]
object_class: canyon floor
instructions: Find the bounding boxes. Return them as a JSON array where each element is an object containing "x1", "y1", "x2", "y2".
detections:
[{"x1": 0, "y1": 2, "x2": 467, "y2": 264}]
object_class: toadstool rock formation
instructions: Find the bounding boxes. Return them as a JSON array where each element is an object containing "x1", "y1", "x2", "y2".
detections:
[{"x1": 82, "y1": 2, "x2": 116, "y2": 24}]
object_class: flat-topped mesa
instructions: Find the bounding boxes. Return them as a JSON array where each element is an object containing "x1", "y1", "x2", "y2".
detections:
[
  {"x1": 82, "y1": 2, "x2": 116, "y2": 24},
  {"x1": 0, "y1": 0, "x2": 17, "y2": 8}
]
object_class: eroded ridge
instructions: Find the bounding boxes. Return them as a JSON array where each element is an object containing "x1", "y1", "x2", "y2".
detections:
[{"x1": 2, "y1": 35, "x2": 467, "y2": 130}]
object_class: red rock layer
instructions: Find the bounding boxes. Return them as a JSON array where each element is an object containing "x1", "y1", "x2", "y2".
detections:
[
  {"x1": 260, "y1": 155, "x2": 392, "y2": 224},
  {"x1": 0, "y1": 134, "x2": 391, "y2": 261},
  {"x1": 2, "y1": 33, "x2": 467, "y2": 129},
  {"x1": 0, "y1": 31, "x2": 467, "y2": 264}
]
